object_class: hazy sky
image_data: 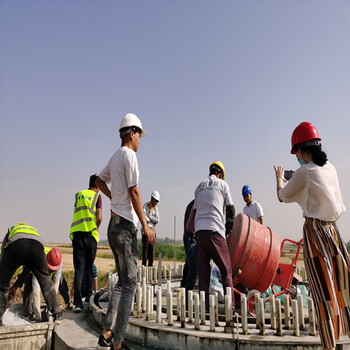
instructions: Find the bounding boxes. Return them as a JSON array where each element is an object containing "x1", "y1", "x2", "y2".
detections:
[{"x1": 1, "y1": 1, "x2": 350, "y2": 245}]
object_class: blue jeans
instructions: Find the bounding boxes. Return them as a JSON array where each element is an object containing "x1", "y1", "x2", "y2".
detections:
[
  {"x1": 183, "y1": 232, "x2": 197, "y2": 292},
  {"x1": 103, "y1": 216, "x2": 138, "y2": 344}
]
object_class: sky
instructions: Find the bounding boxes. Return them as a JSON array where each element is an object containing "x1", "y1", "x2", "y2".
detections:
[{"x1": 1, "y1": 1, "x2": 350, "y2": 245}]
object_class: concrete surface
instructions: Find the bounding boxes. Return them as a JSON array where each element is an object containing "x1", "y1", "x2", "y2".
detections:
[
  {"x1": 54, "y1": 307, "x2": 100, "y2": 350},
  {"x1": 87, "y1": 291, "x2": 350, "y2": 350}
]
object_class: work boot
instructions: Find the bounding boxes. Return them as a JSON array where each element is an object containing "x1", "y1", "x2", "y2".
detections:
[
  {"x1": 96, "y1": 334, "x2": 112, "y2": 349},
  {"x1": 66, "y1": 301, "x2": 74, "y2": 310},
  {"x1": 53, "y1": 311, "x2": 62, "y2": 325}
]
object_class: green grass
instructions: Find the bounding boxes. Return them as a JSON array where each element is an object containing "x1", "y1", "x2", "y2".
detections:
[{"x1": 96, "y1": 242, "x2": 186, "y2": 262}]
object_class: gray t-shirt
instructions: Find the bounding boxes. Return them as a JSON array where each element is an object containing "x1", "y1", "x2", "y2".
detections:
[{"x1": 194, "y1": 175, "x2": 233, "y2": 238}]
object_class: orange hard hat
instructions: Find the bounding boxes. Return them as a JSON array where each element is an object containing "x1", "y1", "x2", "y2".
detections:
[
  {"x1": 291, "y1": 122, "x2": 321, "y2": 154},
  {"x1": 47, "y1": 248, "x2": 62, "y2": 271}
]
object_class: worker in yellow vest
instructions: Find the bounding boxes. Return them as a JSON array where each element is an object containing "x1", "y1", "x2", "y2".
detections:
[
  {"x1": 70, "y1": 174, "x2": 102, "y2": 312},
  {"x1": 0, "y1": 223, "x2": 62, "y2": 326}
]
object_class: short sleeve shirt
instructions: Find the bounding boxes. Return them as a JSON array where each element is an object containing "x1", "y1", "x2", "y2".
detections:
[
  {"x1": 99, "y1": 146, "x2": 139, "y2": 226},
  {"x1": 243, "y1": 200, "x2": 264, "y2": 223},
  {"x1": 194, "y1": 175, "x2": 233, "y2": 237}
]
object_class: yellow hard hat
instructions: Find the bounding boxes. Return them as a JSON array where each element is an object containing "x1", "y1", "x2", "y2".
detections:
[{"x1": 209, "y1": 161, "x2": 225, "y2": 180}]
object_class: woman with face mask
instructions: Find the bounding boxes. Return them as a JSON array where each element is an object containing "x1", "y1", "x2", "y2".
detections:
[{"x1": 274, "y1": 121, "x2": 350, "y2": 350}]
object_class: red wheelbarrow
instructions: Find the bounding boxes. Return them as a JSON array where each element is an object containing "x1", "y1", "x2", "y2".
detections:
[{"x1": 227, "y1": 213, "x2": 303, "y2": 316}]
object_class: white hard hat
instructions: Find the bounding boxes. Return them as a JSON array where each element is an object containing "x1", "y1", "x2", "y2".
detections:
[
  {"x1": 119, "y1": 113, "x2": 146, "y2": 138},
  {"x1": 151, "y1": 190, "x2": 160, "y2": 202}
]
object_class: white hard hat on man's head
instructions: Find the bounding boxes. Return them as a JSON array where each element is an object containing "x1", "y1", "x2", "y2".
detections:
[
  {"x1": 151, "y1": 190, "x2": 160, "y2": 202},
  {"x1": 119, "y1": 113, "x2": 146, "y2": 138}
]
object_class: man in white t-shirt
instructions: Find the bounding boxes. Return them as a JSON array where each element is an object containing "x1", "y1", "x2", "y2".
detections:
[
  {"x1": 242, "y1": 185, "x2": 264, "y2": 225},
  {"x1": 194, "y1": 161, "x2": 235, "y2": 313},
  {"x1": 96, "y1": 113, "x2": 154, "y2": 350}
]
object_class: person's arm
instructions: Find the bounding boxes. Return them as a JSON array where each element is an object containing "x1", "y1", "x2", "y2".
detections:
[
  {"x1": 149, "y1": 206, "x2": 160, "y2": 225},
  {"x1": 274, "y1": 165, "x2": 306, "y2": 203},
  {"x1": 186, "y1": 205, "x2": 195, "y2": 233},
  {"x1": 258, "y1": 216, "x2": 264, "y2": 225},
  {"x1": 96, "y1": 176, "x2": 111, "y2": 200},
  {"x1": 225, "y1": 204, "x2": 235, "y2": 237},
  {"x1": 94, "y1": 278, "x2": 98, "y2": 292},
  {"x1": 129, "y1": 185, "x2": 155, "y2": 243},
  {"x1": 274, "y1": 166, "x2": 286, "y2": 202},
  {"x1": 96, "y1": 208, "x2": 102, "y2": 228}
]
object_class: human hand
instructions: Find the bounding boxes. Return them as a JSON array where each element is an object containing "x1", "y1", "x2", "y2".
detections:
[
  {"x1": 144, "y1": 226, "x2": 155, "y2": 243},
  {"x1": 273, "y1": 165, "x2": 287, "y2": 182}
]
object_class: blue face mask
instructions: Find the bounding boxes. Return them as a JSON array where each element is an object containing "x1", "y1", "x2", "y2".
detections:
[{"x1": 298, "y1": 157, "x2": 308, "y2": 165}]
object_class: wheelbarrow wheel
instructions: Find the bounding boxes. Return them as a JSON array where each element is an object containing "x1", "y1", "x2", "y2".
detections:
[{"x1": 246, "y1": 289, "x2": 262, "y2": 317}]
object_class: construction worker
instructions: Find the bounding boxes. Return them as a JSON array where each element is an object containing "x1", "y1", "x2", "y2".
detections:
[
  {"x1": 9, "y1": 247, "x2": 73, "y2": 321},
  {"x1": 241, "y1": 185, "x2": 264, "y2": 225},
  {"x1": 96, "y1": 113, "x2": 154, "y2": 350},
  {"x1": 142, "y1": 190, "x2": 160, "y2": 267},
  {"x1": 0, "y1": 223, "x2": 62, "y2": 326},
  {"x1": 70, "y1": 174, "x2": 102, "y2": 312},
  {"x1": 194, "y1": 161, "x2": 235, "y2": 312}
]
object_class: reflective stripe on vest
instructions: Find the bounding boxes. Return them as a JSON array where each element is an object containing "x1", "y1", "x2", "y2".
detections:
[
  {"x1": 8, "y1": 225, "x2": 39, "y2": 240},
  {"x1": 69, "y1": 189, "x2": 99, "y2": 242},
  {"x1": 5, "y1": 224, "x2": 40, "y2": 248}
]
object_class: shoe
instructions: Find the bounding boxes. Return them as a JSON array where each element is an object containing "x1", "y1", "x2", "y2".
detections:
[
  {"x1": 96, "y1": 334, "x2": 112, "y2": 349},
  {"x1": 109, "y1": 342, "x2": 131, "y2": 350},
  {"x1": 53, "y1": 312, "x2": 62, "y2": 325},
  {"x1": 66, "y1": 301, "x2": 74, "y2": 310},
  {"x1": 74, "y1": 306, "x2": 82, "y2": 313}
]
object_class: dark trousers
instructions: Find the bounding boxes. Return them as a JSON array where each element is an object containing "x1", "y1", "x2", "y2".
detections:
[
  {"x1": 22, "y1": 274, "x2": 71, "y2": 316},
  {"x1": 0, "y1": 239, "x2": 60, "y2": 320},
  {"x1": 196, "y1": 230, "x2": 234, "y2": 312},
  {"x1": 59, "y1": 275, "x2": 71, "y2": 305},
  {"x1": 183, "y1": 232, "x2": 198, "y2": 293},
  {"x1": 142, "y1": 234, "x2": 155, "y2": 267},
  {"x1": 72, "y1": 234, "x2": 97, "y2": 308}
]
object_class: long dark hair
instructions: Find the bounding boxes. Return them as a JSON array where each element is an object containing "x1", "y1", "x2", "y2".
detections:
[{"x1": 299, "y1": 141, "x2": 328, "y2": 167}]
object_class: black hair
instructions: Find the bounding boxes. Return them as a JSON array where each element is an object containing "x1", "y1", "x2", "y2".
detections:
[
  {"x1": 89, "y1": 174, "x2": 98, "y2": 188},
  {"x1": 209, "y1": 164, "x2": 223, "y2": 177},
  {"x1": 119, "y1": 126, "x2": 141, "y2": 139},
  {"x1": 298, "y1": 142, "x2": 328, "y2": 167}
]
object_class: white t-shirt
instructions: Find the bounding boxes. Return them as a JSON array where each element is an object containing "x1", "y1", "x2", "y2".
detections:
[
  {"x1": 243, "y1": 200, "x2": 264, "y2": 223},
  {"x1": 279, "y1": 161, "x2": 346, "y2": 222},
  {"x1": 99, "y1": 146, "x2": 139, "y2": 226},
  {"x1": 194, "y1": 175, "x2": 233, "y2": 238}
]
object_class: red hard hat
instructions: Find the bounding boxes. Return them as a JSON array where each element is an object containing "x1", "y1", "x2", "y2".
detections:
[
  {"x1": 291, "y1": 122, "x2": 321, "y2": 154},
  {"x1": 47, "y1": 248, "x2": 62, "y2": 271}
]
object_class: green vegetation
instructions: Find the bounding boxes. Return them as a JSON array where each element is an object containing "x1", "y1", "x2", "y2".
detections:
[
  {"x1": 62, "y1": 269, "x2": 111, "y2": 290},
  {"x1": 143, "y1": 242, "x2": 186, "y2": 262},
  {"x1": 346, "y1": 241, "x2": 350, "y2": 253},
  {"x1": 96, "y1": 241, "x2": 186, "y2": 262}
]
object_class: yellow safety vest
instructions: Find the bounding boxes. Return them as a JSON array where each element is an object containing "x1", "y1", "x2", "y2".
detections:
[
  {"x1": 44, "y1": 246, "x2": 56, "y2": 278},
  {"x1": 69, "y1": 189, "x2": 99, "y2": 242},
  {"x1": 5, "y1": 224, "x2": 40, "y2": 248}
]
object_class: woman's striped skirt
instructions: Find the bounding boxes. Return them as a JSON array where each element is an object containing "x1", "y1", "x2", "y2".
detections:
[{"x1": 303, "y1": 217, "x2": 350, "y2": 349}]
